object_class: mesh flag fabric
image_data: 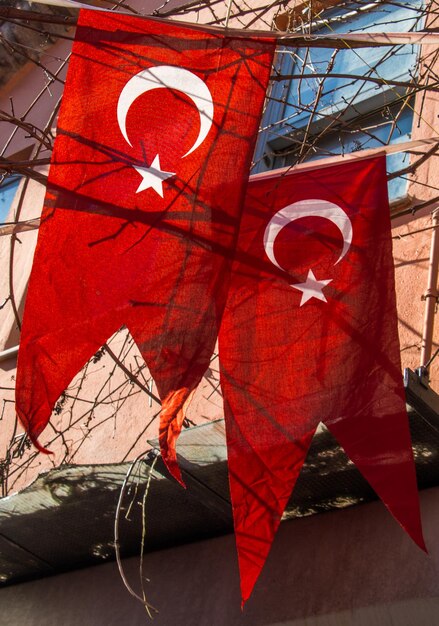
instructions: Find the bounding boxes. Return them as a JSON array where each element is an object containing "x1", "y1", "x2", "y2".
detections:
[
  {"x1": 15, "y1": 9, "x2": 275, "y2": 482},
  {"x1": 219, "y1": 156, "x2": 425, "y2": 604}
]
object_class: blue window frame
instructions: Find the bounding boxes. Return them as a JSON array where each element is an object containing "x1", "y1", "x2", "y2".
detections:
[{"x1": 254, "y1": 0, "x2": 424, "y2": 201}]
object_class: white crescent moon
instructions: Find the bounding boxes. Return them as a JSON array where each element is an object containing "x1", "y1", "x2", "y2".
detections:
[
  {"x1": 117, "y1": 65, "x2": 214, "y2": 158},
  {"x1": 263, "y1": 199, "x2": 353, "y2": 272}
]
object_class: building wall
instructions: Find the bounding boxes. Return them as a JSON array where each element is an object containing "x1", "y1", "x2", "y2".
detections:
[
  {"x1": 1, "y1": 4, "x2": 439, "y2": 625},
  {"x1": 1, "y1": 487, "x2": 439, "y2": 626}
]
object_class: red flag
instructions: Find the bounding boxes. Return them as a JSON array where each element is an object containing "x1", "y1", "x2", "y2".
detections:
[
  {"x1": 219, "y1": 156, "x2": 425, "y2": 604},
  {"x1": 15, "y1": 9, "x2": 275, "y2": 482}
]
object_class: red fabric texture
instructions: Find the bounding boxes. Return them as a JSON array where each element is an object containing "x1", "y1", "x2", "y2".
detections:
[
  {"x1": 15, "y1": 9, "x2": 275, "y2": 482},
  {"x1": 219, "y1": 156, "x2": 425, "y2": 604}
]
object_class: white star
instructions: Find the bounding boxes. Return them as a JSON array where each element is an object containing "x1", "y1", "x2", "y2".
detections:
[
  {"x1": 291, "y1": 269, "x2": 332, "y2": 306},
  {"x1": 133, "y1": 154, "x2": 175, "y2": 197}
]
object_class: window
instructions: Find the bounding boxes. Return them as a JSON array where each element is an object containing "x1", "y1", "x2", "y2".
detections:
[
  {"x1": 254, "y1": 0, "x2": 424, "y2": 201},
  {"x1": 0, "y1": 175, "x2": 21, "y2": 223},
  {"x1": 0, "y1": 174, "x2": 24, "y2": 350}
]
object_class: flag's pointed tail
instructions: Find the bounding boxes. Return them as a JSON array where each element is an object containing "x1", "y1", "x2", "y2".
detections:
[
  {"x1": 158, "y1": 387, "x2": 196, "y2": 487},
  {"x1": 16, "y1": 318, "x2": 124, "y2": 451},
  {"x1": 326, "y1": 410, "x2": 426, "y2": 551},
  {"x1": 225, "y1": 417, "x2": 316, "y2": 606}
]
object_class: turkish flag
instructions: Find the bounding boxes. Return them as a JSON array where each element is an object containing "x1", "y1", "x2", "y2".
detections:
[
  {"x1": 15, "y1": 9, "x2": 275, "y2": 482},
  {"x1": 219, "y1": 156, "x2": 425, "y2": 604}
]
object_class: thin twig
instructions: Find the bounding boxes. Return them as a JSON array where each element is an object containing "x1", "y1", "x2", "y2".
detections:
[{"x1": 114, "y1": 453, "x2": 159, "y2": 615}]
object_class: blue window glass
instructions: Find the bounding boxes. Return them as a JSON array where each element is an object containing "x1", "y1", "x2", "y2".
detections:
[
  {"x1": 283, "y1": 0, "x2": 423, "y2": 125},
  {"x1": 0, "y1": 176, "x2": 21, "y2": 223}
]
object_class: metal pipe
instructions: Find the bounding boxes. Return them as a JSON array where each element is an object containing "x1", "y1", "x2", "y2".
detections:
[
  {"x1": 420, "y1": 208, "x2": 439, "y2": 367},
  {"x1": 0, "y1": 345, "x2": 19, "y2": 363}
]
